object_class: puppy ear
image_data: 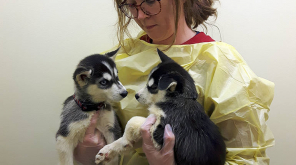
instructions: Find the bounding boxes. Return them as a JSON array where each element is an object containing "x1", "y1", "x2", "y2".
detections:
[
  {"x1": 73, "y1": 67, "x2": 93, "y2": 87},
  {"x1": 157, "y1": 48, "x2": 173, "y2": 63},
  {"x1": 105, "y1": 47, "x2": 121, "y2": 61},
  {"x1": 158, "y1": 75, "x2": 177, "y2": 92}
]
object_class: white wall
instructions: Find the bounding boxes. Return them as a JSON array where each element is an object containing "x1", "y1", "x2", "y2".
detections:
[{"x1": 0, "y1": 0, "x2": 295, "y2": 164}]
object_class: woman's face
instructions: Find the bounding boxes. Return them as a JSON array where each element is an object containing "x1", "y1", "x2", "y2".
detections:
[{"x1": 131, "y1": 0, "x2": 176, "y2": 44}]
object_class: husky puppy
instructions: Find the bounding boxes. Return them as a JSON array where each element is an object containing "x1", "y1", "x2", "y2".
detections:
[
  {"x1": 95, "y1": 49, "x2": 226, "y2": 165},
  {"x1": 56, "y1": 48, "x2": 127, "y2": 165}
]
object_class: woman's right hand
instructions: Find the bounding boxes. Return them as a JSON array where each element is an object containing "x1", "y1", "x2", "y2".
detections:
[{"x1": 74, "y1": 111, "x2": 107, "y2": 165}]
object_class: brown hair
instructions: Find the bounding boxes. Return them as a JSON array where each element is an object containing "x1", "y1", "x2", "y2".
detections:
[{"x1": 114, "y1": 0, "x2": 218, "y2": 50}]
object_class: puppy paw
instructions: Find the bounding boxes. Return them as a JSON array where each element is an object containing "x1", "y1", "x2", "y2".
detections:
[{"x1": 95, "y1": 145, "x2": 115, "y2": 164}]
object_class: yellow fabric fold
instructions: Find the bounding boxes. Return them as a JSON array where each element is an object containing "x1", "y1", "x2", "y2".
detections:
[{"x1": 104, "y1": 32, "x2": 274, "y2": 165}]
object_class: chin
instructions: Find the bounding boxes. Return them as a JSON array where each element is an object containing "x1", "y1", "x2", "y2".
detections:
[{"x1": 149, "y1": 33, "x2": 173, "y2": 44}]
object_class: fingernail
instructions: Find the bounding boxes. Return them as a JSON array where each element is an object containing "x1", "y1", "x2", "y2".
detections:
[
  {"x1": 165, "y1": 124, "x2": 172, "y2": 132},
  {"x1": 147, "y1": 114, "x2": 155, "y2": 119}
]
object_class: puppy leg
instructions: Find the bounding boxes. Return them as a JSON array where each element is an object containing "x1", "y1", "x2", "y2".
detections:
[
  {"x1": 95, "y1": 116, "x2": 146, "y2": 164},
  {"x1": 99, "y1": 125, "x2": 119, "y2": 165},
  {"x1": 56, "y1": 136, "x2": 75, "y2": 165}
]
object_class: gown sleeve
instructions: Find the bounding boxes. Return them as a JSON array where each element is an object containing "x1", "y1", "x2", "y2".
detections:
[{"x1": 198, "y1": 43, "x2": 275, "y2": 165}]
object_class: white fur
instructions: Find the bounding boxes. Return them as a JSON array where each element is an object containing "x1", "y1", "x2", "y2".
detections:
[
  {"x1": 57, "y1": 110, "x2": 118, "y2": 165},
  {"x1": 136, "y1": 87, "x2": 166, "y2": 105},
  {"x1": 148, "y1": 78, "x2": 154, "y2": 87},
  {"x1": 102, "y1": 61, "x2": 113, "y2": 75},
  {"x1": 103, "y1": 73, "x2": 112, "y2": 81},
  {"x1": 58, "y1": 56, "x2": 124, "y2": 165},
  {"x1": 87, "y1": 83, "x2": 126, "y2": 103},
  {"x1": 148, "y1": 104, "x2": 166, "y2": 150},
  {"x1": 114, "y1": 68, "x2": 118, "y2": 77},
  {"x1": 95, "y1": 105, "x2": 165, "y2": 164},
  {"x1": 106, "y1": 84, "x2": 127, "y2": 102},
  {"x1": 95, "y1": 74, "x2": 169, "y2": 164}
]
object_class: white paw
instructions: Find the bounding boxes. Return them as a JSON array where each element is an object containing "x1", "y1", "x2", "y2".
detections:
[{"x1": 95, "y1": 145, "x2": 113, "y2": 164}]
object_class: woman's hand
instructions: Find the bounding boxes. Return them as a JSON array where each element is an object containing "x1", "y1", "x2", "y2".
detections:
[
  {"x1": 141, "y1": 114, "x2": 176, "y2": 165},
  {"x1": 74, "y1": 111, "x2": 107, "y2": 165}
]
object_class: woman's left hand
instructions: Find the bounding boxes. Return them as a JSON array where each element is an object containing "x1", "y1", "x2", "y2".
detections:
[{"x1": 141, "y1": 114, "x2": 176, "y2": 165}]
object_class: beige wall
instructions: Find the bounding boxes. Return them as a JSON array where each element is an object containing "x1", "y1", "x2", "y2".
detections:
[{"x1": 0, "y1": 0, "x2": 295, "y2": 164}]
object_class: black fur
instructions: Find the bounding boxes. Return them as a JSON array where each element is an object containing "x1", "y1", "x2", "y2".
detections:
[
  {"x1": 151, "y1": 49, "x2": 226, "y2": 165},
  {"x1": 73, "y1": 55, "x2": 118, "y2": 93},
  {"x1": 149, "y1": 61, "x2": 198, "y2": 100},
  {"x1": 56, "y1": 48, "x2": 123, "y2": 140},
  {"x1": 56, "y1": 98, "x2": 89, "y2": 138},
  {"x1": 155, "y1": 100, "x2": 226, "y2": 165},
  {"x1": 109, "y1": 113, "x2": 122, "y2": 141}
]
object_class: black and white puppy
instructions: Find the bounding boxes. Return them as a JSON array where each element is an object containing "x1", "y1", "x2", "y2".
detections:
[
  {"x1": 95, "y1": 49, "x2": 226, "y2": 165},
  {"x1": 56, "y1": 48, "x2": 127, "y2": 165}
]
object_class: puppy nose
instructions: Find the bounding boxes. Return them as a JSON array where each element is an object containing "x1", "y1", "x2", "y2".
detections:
[
  {"x1": 135, "y1": 94, "x2": 139, "y2": 100},
  {"x1": 120, "y1": 91, "x2": 128, "y2": 98}
]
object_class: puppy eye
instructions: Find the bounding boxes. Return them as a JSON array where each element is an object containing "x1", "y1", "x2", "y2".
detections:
[{"x1": 99, "y1": 79, "x2": 108, "y2": 85}]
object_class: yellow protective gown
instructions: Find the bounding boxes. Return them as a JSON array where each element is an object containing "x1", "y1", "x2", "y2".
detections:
[{"x1": 106, "y1": 32, "x2": 275, "y2": 165}]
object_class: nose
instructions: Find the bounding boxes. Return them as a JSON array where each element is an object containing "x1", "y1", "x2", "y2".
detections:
[
  {"x1": 137, "y1": 8, "x2": 149, "y2": 20},
  {"x1": 120, "y1": 91, "x2": 128, "y2": 98},
  {"x1": 135, "y1": 93, "x2": 139, "y2": 100}
]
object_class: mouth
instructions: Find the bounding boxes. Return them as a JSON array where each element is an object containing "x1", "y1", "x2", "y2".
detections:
[{"x1": 145, "y1": 25, "x2": 156, "y2": 30}]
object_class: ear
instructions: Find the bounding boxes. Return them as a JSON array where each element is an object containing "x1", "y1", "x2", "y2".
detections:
[
  {"x1": 105, "y1": 47, "x2": 121, "y2": 61},
  {"x1": 73, "y1": 67, "x2": 93, "y2": 87},
  {"x1": 157, "y1": 48, "x2": 173, "y2": 63},
  {"x1": 158, "y1": 75, "x2": 177, "y2": 92}
]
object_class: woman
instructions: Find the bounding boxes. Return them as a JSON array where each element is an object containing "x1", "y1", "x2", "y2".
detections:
[{"x1": 74, "y1": 0, "x2": 275, "y2": 164}]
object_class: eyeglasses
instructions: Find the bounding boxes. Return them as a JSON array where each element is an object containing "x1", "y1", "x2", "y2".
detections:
[{"x1": 119, "y1": 0, "x2": 161, "y2": 19}]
